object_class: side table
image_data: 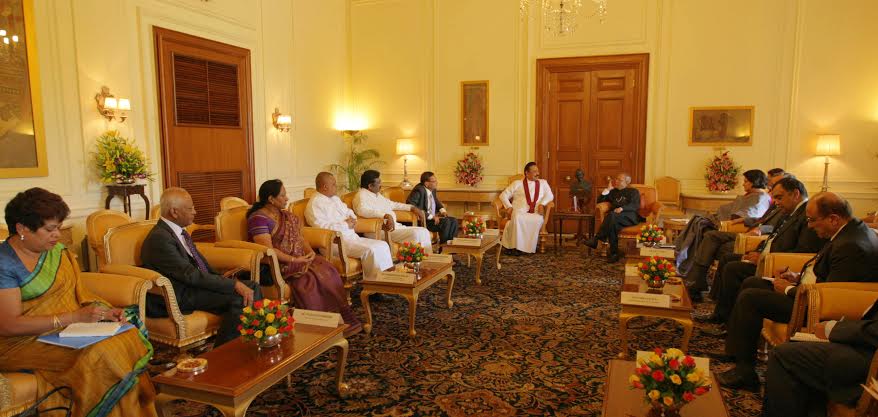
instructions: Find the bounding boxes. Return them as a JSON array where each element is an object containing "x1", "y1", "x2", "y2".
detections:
[
  {"x1": 551, "y1": 211, "x2": 595, "y2": 254},
  {"x1": 105, "y1": 184, "x2": 150, "y2": 219}
]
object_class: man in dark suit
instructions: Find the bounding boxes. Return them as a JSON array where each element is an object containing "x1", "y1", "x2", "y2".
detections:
[
  {"x1": 585, "y1": 172, "x2": 644, "y2": 263},
  {"x1": 141, "y1": 187, "x2": 260, "y2": 346},
  {"x1": 406, "y1": 171, "x2": 459, "y2": 244},
  {"x1": 714, "y1": 192, "x2": 878, "y2": 390},
  {"x1": 699, "y1": 177, "x2": 826, "y2": 328},
  {"x1": 762, "y1": 299, "x2": 878, "y2": 417}
]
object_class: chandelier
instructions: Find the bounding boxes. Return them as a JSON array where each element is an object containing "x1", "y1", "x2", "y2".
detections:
[{"x1": 520, "y1": 0, "x2": 608, "y2": 36}]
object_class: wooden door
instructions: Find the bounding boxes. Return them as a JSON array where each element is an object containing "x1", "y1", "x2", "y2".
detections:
[
  {"x1": 537, "y1": 54, "x2": 648, "y2": 216},
  {"x1": 154, "y1": 27, "x2": 254, "y2": 233}
]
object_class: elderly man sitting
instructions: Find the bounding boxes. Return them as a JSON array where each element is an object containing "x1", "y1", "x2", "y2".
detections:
[{"x1": 585, "y1": 172, "x2": 643, "y2": 263}]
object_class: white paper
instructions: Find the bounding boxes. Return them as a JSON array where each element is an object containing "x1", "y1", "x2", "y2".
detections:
[
  {"x1": 375, "y1": 270, "x2": 416, "y2": 284},
  {"x1": 790, "y1": 332, "x2": 829, "y2": 343},
  {"x1": 621, "y1": 291, "x2": 671, "y2": 308},
  {"x1": 640, "y1": 247, "x2": 675, "y2": 259},
  {"x1": 426, "y1": 253, "x2": 454, "y2": 264},
  {"x1": 59, "y1": 322, "x2": 122, "y2": 338},
  {"x1": 293, "y1": 309, "x2": 343, "y2": 328},
  {"x1": 635, "y1": 351, "x2": 710, "y2": 374},
  {"x1": 624, "y1": 264, "x2": 640, "y2": 276}
]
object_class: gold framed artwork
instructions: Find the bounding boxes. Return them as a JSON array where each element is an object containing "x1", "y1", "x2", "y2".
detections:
[
  {"x1": 688, "y1": 106, "x2": 754, "y2": 146},
  {"x1": 461, "y1": 80, "x2": 488, "y2": 146},
  {"x1": 0, "y1": 0, "x2": 48, "y2": 178}
]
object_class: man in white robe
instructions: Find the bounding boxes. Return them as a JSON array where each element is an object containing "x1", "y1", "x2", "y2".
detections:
[
  {"x1": 305, "y1": 172, "x2": 393, "y2": 280},
  {"x1": 353, "y1": 170, "x2": 433, "y2": 253},
  {"x1": 500, "y1": 162, "x2": 554, "y2": 254}
]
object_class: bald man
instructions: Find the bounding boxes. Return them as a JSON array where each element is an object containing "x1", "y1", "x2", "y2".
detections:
[{"x1": 141, "y1": 187, "x2": 261, "y2": 346}]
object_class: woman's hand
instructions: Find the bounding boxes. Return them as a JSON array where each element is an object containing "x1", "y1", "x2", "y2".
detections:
[
  {"x1": 292, "y1": 252, "x2": 316, "y2": 264},
  {"x1": 75, "y1": 304, "x2": 113, "y2": 323}
]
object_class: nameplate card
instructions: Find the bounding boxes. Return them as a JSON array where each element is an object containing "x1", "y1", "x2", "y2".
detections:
[
  {"x1": 635, "y1": 351, "x2": 709, "y2": 374},
  {"x1": 451, "y1": 237, "x2": 482, "y2": 247},
  {"x1": 639, "y1": 247, "x2": 675, "y2": 259},
  {"x1": 375, "y1": 270, "x2": 416, "y2": 284},
  {"x1": 621, "y1": 291, "x2": 671, "y2": 308},
  {"x1": 624, "y1": 264, "x2": 640, "y2": 277},
  {"x1": 483, "y1": 229, "x2": 500, "y2": 236},
  {"x1": 426, "y1": 253, "x2": 454, "y2": 264},
  {"x1": 293, "y1": 309, "x2": 343, "y2": 328}
]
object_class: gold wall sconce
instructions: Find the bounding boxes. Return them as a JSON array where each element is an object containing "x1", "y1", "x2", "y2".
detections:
[
  {"x1": 272, "y1": 108, "x2": 292, "y2": 132},
  {"x1": 95, "y1": 86, "x2": 131, "y2": 122}
]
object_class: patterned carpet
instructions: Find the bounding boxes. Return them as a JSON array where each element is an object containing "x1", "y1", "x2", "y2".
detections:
[{"x1": 154, "y1": 248, "x2": 764, "y2": 416}]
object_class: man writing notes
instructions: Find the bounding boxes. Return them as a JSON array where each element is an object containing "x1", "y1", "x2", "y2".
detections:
[
  {"x1": 305, "y1": 172, "x2": 394, "y2": 280},
  {"x1": 585, "y1": 173, "x2": 644, "y2": 263},
  {"x1": 499, "y1": 162, "x2": 554, "y2": 255},
  {"x1": 353, "y1": 170, "x2": 433, "y2": 253},
  {"x1": 407, "y1": 171, "x2": 459, "y2": 244}
]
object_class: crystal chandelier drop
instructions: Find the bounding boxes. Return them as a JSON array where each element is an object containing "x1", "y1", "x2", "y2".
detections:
[{"x1": 520, "y1": 0, "x2": 608, "y2": 36}]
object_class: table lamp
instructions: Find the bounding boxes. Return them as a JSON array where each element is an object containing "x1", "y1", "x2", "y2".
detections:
[
  {"x1": 815, "y1": 134, "x2": 841, "y2": 192},
  {"x1": 396, "y1": 138, "x2": 416, "y2": 189}
]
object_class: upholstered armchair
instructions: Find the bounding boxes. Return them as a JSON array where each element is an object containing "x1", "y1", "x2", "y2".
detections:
[
  {"x1": 303, "y1": 187, "x2": 317, "y2": 199},
  {"x1": 214, "y1": 206, "x2": 287, "y2": 300},
  {"x1": 490, "y1": 174, "x2": 555, "y2": 253},
  {"x1": 101, "y1": 221, "x2": 262, "y2": 351},
  {"x1": 341, "y1": 191, "x2": 395, "y2": 248},
  {"x1": 86, "y1": 209, "x2": 133, "y2": 271},
  {"x1": 757, "y1": 253, "x2": 816, "y2": 349},
  {"x1": 219, "y1": 196, "x2": 249, "y2": 211},
  {"x1": 380, "y1": 186, "x2": 425, "y2": 226},
  {"x1": 593, "y1": 184, "x2": 663, "y2": 255},
  {"x1": 719, "y1": 220, "x2": 750, "y2": 234}
]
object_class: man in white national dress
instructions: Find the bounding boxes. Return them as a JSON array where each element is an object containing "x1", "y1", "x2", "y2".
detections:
[
  {"x1": 353, "y1": 170, "x2": 433, "y2": 254},
  {"x1": 499, "y1": 162, "x2": 554, "y2": 255},
  {"x1": 305, "y1": 172, "x2": 394, "y2": 280}
]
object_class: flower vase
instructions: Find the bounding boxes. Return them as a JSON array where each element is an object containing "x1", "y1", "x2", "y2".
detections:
[
  {"x1": 647, "y1": 405, "x2": 682, "y2": 417},
  {"x1": 404, "y1": 262, "x2": 421, "y2": 275},
  {"x1": 257, "y1": 334, "x2": 282, "y2": 350},
  {"x1": 642, "y1": 241, "x2": 657, "y2": 248},
  {"x1": 115, "y1": 178, "x2": 136, "y2": 185},
  {"x1": 646, "y1": 278, "x2": 666, "y2": 292}
]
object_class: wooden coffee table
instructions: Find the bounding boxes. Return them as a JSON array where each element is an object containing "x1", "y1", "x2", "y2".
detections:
[
  {"x1": 152, "y1": 323, "x2": 349, "y2": 417},
  {"x1": 619, "y1": 272, "x2": 694, "y2": 359},
  {"x1": 602, "y1": 360, "x2": 730, "y2": 417},
  {"x1": 439, "y1": 233, "x2": 501, "y2": 285},
  {"x1": 360, "y1": 262, "x2": 455, "y2": 337}
]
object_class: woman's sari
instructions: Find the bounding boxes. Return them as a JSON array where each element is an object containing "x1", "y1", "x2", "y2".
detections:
[
  {"x1": 0, "y1": 243, "x2": 156, "y2": 417},
  {"x1": 248, "y1": 210, "x2": 362, "y2": 333}
]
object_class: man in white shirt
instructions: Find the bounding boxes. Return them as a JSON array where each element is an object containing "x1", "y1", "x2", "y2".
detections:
[
  {"x1": 499, "y1": 162, "x2": 554, "y2": 255},
  {"x1": 305, "y1": 172, "x2": 393, "y2": 280},
  {"x1": 353, "y1": 170, "x2": 433, "y2": 253}
]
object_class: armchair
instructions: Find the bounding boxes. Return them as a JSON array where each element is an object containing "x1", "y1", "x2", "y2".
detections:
[
  {"x1": 719, "y1": 220, "x2": 750, "y2": 234},
  {"x1": 86, "y1": 209, "x2": 133, "y2": 271},
  {"x1": 150, "y1": 205, "x2": 216, "y2": 237},
  {"x1": 655, "y1": 176, "x2": 685, "y2": 218},
  {"x1": 341, "y1": 191, "x2": 397, "y2": 253},
  {"x1": 219, "y1": 196, "x2": 249, "y2": 211},
  {"x1": 102, "y1": 221, "x2": 263, "y2": 351},
  {"x1": 214, "y1": 206, "x2": 287, "y2": 300},
  {"x1": 594, "y1": 184, "x2": 663, "y2": 256},
  {"x1": 490, "y1": 174, "x2": 555, "y2": 253},
  {"x1": 380, "y1": 186, "x2": 425, "y2": 226},
  {"x1": 758, "y1": 252, "x2": 816, "y2": 348}
]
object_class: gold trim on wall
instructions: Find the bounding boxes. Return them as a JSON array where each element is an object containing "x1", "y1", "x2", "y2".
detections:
[
  {"x1": 461, "y1": 80, "x2": 489, "y2": 146},
  {"x1": 688, "y1": 105, "x2": 754, "y2": 147},
  {"x1": 0, "y1": 0, "x2": 48, "y2": 178}
]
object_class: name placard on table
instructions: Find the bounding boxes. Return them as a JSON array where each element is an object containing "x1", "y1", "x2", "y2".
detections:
[
  {"x1": 639, "y1": 247, "x2": 675, "y2": 259},
  {"x1": 450, "y1": 237, "x2": 482, "y2": 247},
  {"x1": 621, "y1": 291, "x2": 671, "y2": 308},
  {"x1": 293, "y1": 309, "x2": 343, "y2": 328},
  {"x1": 375, "y1": 270, "x2": 416, "y2": 284},
  {"x1": 483, "y1": 229, "x2": 500, "y2": 236},
  {"x1": 426, "y1": 253, "x2": 454, "y2": 264},
  {"x1": 624, "y1": 264, "x2": 640, "y2": 277}
]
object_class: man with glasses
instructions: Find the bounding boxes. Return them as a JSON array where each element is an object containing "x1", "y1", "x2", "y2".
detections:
[
  {"x1": 407, "y1": 171, "x2": 459, "y2": 244},
  {"x1": 712, "y1": 192, "x2": 878, "y2": 391}
]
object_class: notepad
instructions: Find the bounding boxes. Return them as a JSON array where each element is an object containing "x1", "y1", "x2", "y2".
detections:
[
  {"x1": 59, "y1": 322, "x2": 122, "y2": 338},
  {"x1": 39, "y1": 323, "x2": 135, "y2": 349},
  {"x1": 791, "y1": 332, "x2": 829, "y2": 343}
]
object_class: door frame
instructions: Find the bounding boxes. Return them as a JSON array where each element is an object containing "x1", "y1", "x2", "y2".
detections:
[
  {"x1": 535, "y1": 53, "x2": 649, "y2": 184},
  {"x1": 153, "y1": 26, "x2": 256, "y2": 200}
]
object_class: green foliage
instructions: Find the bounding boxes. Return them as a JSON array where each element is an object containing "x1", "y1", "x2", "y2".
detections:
[
  {"x1": 329, "y1": 132, "x2": 385, "y2": 192},
  {"x1": 92, "y1": 130, "x2": 153, "y2": 183}
]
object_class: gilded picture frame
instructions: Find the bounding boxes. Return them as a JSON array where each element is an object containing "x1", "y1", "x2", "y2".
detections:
[
  {"x1": 461, "y1": 80, "x2": 488, "y2": 146},
  {"x1": 688, "y1": 106, "x2": 754, "y2": 146},
  {"x1": 0, "y1": 0, "x2": 49, "y2": 178}
]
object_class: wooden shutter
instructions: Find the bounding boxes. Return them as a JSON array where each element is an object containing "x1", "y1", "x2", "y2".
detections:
[
  {"x1": 178, "y1": 171, "x2": 244, "y2": 239},
  {"x1": 172, "y1": 54, "x2": 240, "y2": 127}
]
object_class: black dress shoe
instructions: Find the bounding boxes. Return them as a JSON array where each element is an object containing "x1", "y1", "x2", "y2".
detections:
[
  {"x1": 715, "y1": 368, "x2": 760, "y2": 392},
  {"x1": 607, "y1": 253, "x2": 621, "y2": 263},
  {"x1": 584, "y1": 238, "x2": 598, "y2": 249},
  {"x1": 694, "y1": 312, "x2": 724, "y2": 324},
  {"x1": 503, "y1": 248, "x2": 521, "y2": 256},
  {"x1": 704, "y1": 349, "x2": 733, "y2": 362},
  {"x1": 688, "y1": 288, "x2": 704, "y2": 303},
  {"x1": 701, "y1": 325, "x2": 728, "y2": 338}
]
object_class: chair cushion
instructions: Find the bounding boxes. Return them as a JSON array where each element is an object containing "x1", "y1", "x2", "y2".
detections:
[
  {"x1": 145, "y1": 311, "x2": 221, "y2": 346},
  {"x1": 619, "y1": 223, "x2": 645, "y2": 236},
  {"x1": 0, "y1": 372, "x2": 38, "y2": 412},
  {"x1": 330, "y1": 256, "x2": 362, "y2": 277}
]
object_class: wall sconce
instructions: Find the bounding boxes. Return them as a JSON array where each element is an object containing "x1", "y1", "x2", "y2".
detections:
[
  {"x1": 815, "y1": 134, "x2": 841, "y2": 192},
  {"x1": 272, "y1": 108, "x2": 292, "y2": 132},
  {"x1": 95, "y1": 86, "x2": 131, "y2": 122},
  {"x1": 334, "y1": 114, "x2": 368, "y2": 137},
  {"x1": 396, "y1": 138, "x2": 416, "y2": 189}
]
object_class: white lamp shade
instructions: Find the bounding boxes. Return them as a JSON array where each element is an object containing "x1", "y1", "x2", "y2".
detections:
[
  {"x1": 396, "y1": 139, "x2": 415, "y2": 156},
  {"x1": 334, "y1": 114, "x2": 368, "y2": 131},
  {"x1": 277, "y1": 114, "x2": 292, "y2": 125},
  {"x1": 103, "y1": 97, "x2": 118, "y2": 109},
  {"x1": 117, "y1": 98, "x2": 131, "y2": 110},
  {"x1": 815, "y1": 134, "x2": 841, "y2": 156}
]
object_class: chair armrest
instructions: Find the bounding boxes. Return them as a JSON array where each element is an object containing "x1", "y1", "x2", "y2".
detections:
[
  {"x1": 540, "y1": 202, "x2": 555, "y2": 233},
  {"x1": 185, "y1": 224, "x2": 216, "y2": 235},
  {"x1": 214, "y1": 240, "x2": 270, "y2": 252},
  {"x1": 99, "y1": 264, "x2": 163, "y2": 281},
  {"x1": 720, "y1": 221, "x2": 749, "y2": 233},
  {"x1": 762, "y1": 253, "x2": 814, "y2": 277},
  {"x1": 81, "y1": 272, "x2": 153, "y2": 307},
  {"x1": 198, "y1": 245, "x2": 263, "y2": 275},
  {"x1": 734, "y1": 235, "x2": 768, "y2": 254},
  {"x1": 394, "y1": 210, "x2": 419, "y2": 225},
  {"x1": 354, "y1": 218, "x2": 383, "y2": 235},
  {"x1": 98, "y1": 264, "x2": 184, "y2": 325},
  {"x1": 302, "y1": 227, "x2": 337, "y2": 252},
  {"x1": 806, "y1": 283, "x2": 878, "y2": 329}
]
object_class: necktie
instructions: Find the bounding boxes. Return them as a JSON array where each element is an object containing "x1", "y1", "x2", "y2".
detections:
[
  {"x1": 427, "y1": 191, "x2": 435, "y2": 217},
  {"x1": 181, "y1": 229, "x2": 209, "y2": 274}
]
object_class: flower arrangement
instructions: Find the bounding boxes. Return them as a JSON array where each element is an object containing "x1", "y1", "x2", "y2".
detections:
[
  {"x1": 238, "y1": 299, "x2": 295, "y2": 346},
  {"x1": 629, "y1": 348, "x2": 712, "y2": 414},
  {"x1": 638, "y1": 257, "x2": 676, "y2": 289},
  {"x1": 638, "y1": 224, "x2": 665, "y2": 247},
  {"x1": 92, "y1": 130, "x2": 153, "y2": 184},
  {"x1": 454, "y1": 151, "x2": 484, "y2": 187},
  {"x1": 462, "y1": 217, "x2": 487, "y2": 238},
  {"x1": 397, "y1": 241, "x2": 428, "y2": 264},
  {"x1": 705, "y1": 150, "x2": 740, "y2": 192}
]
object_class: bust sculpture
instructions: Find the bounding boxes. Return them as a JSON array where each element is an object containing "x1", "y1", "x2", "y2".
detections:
[{"x1": 569, "y1": 168, "x2": 592, "y2": 212}]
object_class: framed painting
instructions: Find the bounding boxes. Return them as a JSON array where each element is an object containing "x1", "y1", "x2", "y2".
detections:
[
  {"x1": 461, "y1": 80, "x2": 488, "y2": 146},
  {"x1": 688, "y1": 106, "x2": 754, "y2": 146},
  {"x1": 0, "y1": 0, "x2": 48, "y2": 178}
]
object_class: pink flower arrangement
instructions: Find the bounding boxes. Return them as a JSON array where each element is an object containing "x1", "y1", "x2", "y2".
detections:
[
  {"x1": 705, "y1": 151, "x2": 740, "y2": 192},
  {"x1": 454, "y1": 152, "x2": 484, "y2": 187}
]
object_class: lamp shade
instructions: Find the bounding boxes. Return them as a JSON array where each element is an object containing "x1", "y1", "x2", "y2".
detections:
[
  {"x1": 396, "y1": 138, "x2": 415, "y2": 156},
  {"x1": 815, "y1": 134, "x2": 841, "y2": 156}
]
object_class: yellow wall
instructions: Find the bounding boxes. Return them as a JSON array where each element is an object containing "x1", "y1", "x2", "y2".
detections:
[
  {"x1": 0, "y1": 0, "x2": 349, "y2": 254},
  {"x1": 350, "y1": 0, "x2": 878, "y2": 215}
]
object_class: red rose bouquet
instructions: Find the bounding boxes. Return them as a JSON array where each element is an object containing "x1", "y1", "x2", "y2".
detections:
[
  {"x1": 397, "y1": 241, "x2": 428, "y2": 264},
  {"x1": 638, "y1": 224, "x2": 664, "y2": 247},
  {"x1": 629, "y1": 348, "x2": 712, "y2": 415},
  {"x1": 705, "y1": 151, "x2": 740, "y2": 192},
  {"x1": 638, "y1": 257, "x2": 676, "y2": 289},
  {"x1": 238, "y1": 299, "x2": 295, "y2": 344}
]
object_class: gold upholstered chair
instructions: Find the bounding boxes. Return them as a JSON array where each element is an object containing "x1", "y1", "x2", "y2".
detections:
[
  {"x1": 759, "y1": 253, "x2": 816, "y2": 349},
  {"x1": 101, "y1": 221, "x2": 262, "y2": 352},
  {"x1": 593, "y1": 184, "x2": 663, "y2": 256},
  {"x1": 491, "y1": 174, "x2": 555, "y2": 253},
  {"x1": 150, "y1": 204, "x2": 217, "y2": 238},
  {"x1": 340, "y1": 191, "x2": 395, "y2": 251},
  {"x1": 655, "y1": 176, "x2": 685, "y2": 218},
  {"x1": 86, "y1": 209, "x2": 133, "y2": 271},
  {"x1": 380, "y1": 186, "x2": 424, "y2": 226},
  {"x1": 214, "y1": 206, "x2": 287, "y2": 300},
  {"x1": 219, "y1": 196, "x2": 249, "y2": 211},
  {"x1": 303, "y1": 187, "x2": 318, "y2": 199}
]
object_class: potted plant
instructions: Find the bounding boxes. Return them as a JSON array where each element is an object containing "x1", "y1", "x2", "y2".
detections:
[
  {"x1": 454, "y1": 151, "x2": 484, "y2": 187},
  {"x1": 329, "y1": 131, "x2": 384, "y2": 192},
  {"x1": 637, "y1": 257, "x2": 676, "y2": 291},
  {"x1": 629, "y1": 348, "x2": 712, "y2": 416},
  {"x1": 92, "y1": 130, "x2": 153, "y2": 184},
  {"x1": 238, "y1": 299, "x2": 295, "y2": 349}
]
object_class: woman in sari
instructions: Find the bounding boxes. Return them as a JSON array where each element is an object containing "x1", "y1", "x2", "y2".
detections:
[
  {"x1": 247, "y1": 180, "x2": 362, "y2": 336},
  {"x1": 0, "y1": 188, "x2": 156, "y2": 417}
]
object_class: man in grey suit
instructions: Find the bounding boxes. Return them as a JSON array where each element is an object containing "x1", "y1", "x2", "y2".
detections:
[{"x1": 141, "y1": 188, "x2": 260, "y2": 346}]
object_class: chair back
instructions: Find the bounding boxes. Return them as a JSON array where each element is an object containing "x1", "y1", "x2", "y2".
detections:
[
  {"x1": 289, "y1": 199, "x2": 309, "y2": 224},
  {"x1": 0, "y1": 224, "x2": 8, "y2": 240},
  {"x1": 810, "y1": 285, "x2": 878, "y2": 326},
  {"x1": 631, "y1": 184, "x2": 659, "y2": 219},
  {"x1": 507, "y1": 174, "x2": 524, "y2": 184},
  {"x1": 655, "y1": 176, "x2": 681, "y2": 206},
  {"x1": 303, "y1": 188, "x2": 317, "y2": 199},
  {"x1": 220, "y1": 197, "x2": 249, "y2": 211},
  {"x1": 341, "y1": 191, "x2": 357, "y2": 209},
  {"x1": 150, "y1": 205, "x2": 161, "y2": 220},
  {"x1": 104, "y1": 221, "x2": 157, "y2": 266},
  {"x1": 215, "y1": 206, "x2": 250, "y2": 242},
  {"x1": 381, "y1": 186, "x2": 407, "y2": 204},
  {"x1": 86, "y1": 210, "x2": 133, "y2": 269}
]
